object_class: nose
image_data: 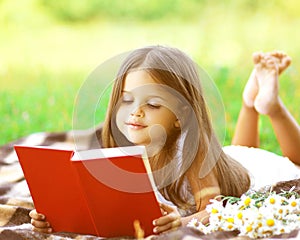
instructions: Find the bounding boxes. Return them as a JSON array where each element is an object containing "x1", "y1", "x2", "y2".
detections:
[{"x1": 130, "y1": 106, "x2": 144, "y2": 117}]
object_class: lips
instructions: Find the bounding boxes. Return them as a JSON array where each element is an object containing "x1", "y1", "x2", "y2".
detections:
[{"x1": 125, "y1": 121, "x2": 147, "y2": 130}]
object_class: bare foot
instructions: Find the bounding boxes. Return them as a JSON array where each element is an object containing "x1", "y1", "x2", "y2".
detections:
[
  {"x1": 254, "y1": 55, "x2": 280, "y2": 115},
  {"x1": 242, "y1": 52, "x2": 264, "y2": 107},
  {"x1": 243, "y1": 51, "x2": 291, "y2": 109}
]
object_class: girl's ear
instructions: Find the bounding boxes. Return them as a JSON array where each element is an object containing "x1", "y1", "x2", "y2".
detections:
[
  {"x1": 174, "y1": 119, "x2": 181, "y2": 128},
  {"x1": 175, "y1": 105, "x2": 190, "y2": 128}
]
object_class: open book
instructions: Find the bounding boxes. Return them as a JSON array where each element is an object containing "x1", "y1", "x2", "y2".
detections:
[{"x1": 14, "y1": 145, "x2": 162, "y2": 238}]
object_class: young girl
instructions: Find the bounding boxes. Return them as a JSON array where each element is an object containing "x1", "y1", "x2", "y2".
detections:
[{"x1": 29, "y1": 46, "x2": 300, "y2": 235}]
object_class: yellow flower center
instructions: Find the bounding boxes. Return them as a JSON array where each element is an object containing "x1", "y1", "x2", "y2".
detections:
[
  {"x1": 237, "y1": 212, "x2": 243, "y2": 219},
  {"x1": 257, "y1": 222, "x2": 262, "y2": 228},
  {"x1": 246, "y1": 225, "x2": 253, "y2": 232},
  {"x1": 244, "y1": 197, "x2": 251, "y2": 206},
  {"x1": 227, "y1": 217, "x2": 234, "y2": 223},
  {"x1": 266, "y1": 219, "x2": 275, "y2": 227},
  {"x1": 291, "y1": 201, "x2": 297, "y2": 207},
  {"x1": 257, "y1": 213, "x2": 263, "y2": 220},
  {"x1": 269, "y1": 198, "x2": 275, "y2": 204},
  {"x1": 211, "y1": 208, "x2": 218, "y2": 214},
  {"x1": 227, "y1": 224, "x2": 233, "y2": 230}
]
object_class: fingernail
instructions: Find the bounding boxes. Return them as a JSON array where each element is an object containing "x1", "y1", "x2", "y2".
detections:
[
  {"x1": 153, "y1": 227, "x2": 158, "y2": 233},
  {"x1": 152, "y1": 220, "x2": 156, "y2": 226}
]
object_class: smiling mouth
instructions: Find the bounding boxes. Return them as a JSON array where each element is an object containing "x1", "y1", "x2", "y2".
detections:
[{"x1": 125, "y1": 122, "x2": 147, "y2": 130}]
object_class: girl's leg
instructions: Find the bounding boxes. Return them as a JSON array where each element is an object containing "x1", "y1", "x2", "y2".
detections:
[
  {"x1": 268, "y1": 99, "x2": 300, "y2": 165},
  {"x1": 231, "y1": 103, "x2": 259, "y2": 147},
  {"x1": 232, "y1": 51, "x2": 293, "y2": 149},
  {"x1": 231, "y1": 53, "x2": 263, "y2": 147},
  {"x1": 255, "y1": 52, "x2": 300, "y2": 165}
]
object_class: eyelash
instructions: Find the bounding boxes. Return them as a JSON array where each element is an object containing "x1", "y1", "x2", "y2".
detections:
[
  {"x1": 122, "y1": 99, "x2": 133, "y2": 104},
  {"x1": 121, "y1": 99, "x2": 161, "y2": 109},
  {"x1": 147, "y1": 103, "x2": 161, "y2": 109}
]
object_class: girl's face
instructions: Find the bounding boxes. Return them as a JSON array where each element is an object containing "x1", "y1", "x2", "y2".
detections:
[{"x1": 116, "y1": 70, "x2": 180, "y2": 148}]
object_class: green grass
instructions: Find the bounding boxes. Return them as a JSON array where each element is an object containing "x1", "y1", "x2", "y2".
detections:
[
  {"x1": 0, "y1": 68, "x2": 82, "y2": 143},
  {"x1": 1, "y1": 0, "x2": 300, "y2": 156}
]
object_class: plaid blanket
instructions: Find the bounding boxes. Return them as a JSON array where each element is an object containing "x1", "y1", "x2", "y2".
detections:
[{"x1": 0, "y1": 127, "x2": 299, "y2": 240}]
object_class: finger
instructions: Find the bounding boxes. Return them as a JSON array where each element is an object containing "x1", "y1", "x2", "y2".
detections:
[
  {"x1": 153, "y1": 218, "x2": 182, "y2": 234},
  {"x1": 155, "y1": 212, "x2": 179, "y2": 226},
  {"x1": 159, "y1": 203, "x2": 175, "y2": 213},
  {"x1": 31, "y1": 219, "x2": 50, "y2": 229},
  {"x1": 32, "y1": 226, "x2": 53, "y2": 234},
  {"x1": 29, "y1": 209, "x2": 46, "y2": 221}
]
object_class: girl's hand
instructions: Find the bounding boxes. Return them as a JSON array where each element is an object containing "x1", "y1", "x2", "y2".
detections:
[
  {"x1": 29, "y1": 209, "x2": 52, "y2": 233},
  {"x1": 153, "y1": 203, "x2": 182, "y2": 234}
]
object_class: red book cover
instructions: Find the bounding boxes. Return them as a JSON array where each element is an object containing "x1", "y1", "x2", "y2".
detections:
[
  {"x1": 14, "y1": 145, "x2": 162, "y2": 238},
  {"x1": 14, "y1": 145, "x2": 96, "y2": 235}
]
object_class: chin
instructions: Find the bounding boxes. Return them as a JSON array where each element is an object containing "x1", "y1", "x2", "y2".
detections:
[
  {"x1": 126, "y1": 136, "x2": 149, "y2": 146},
  {"x1": 128, "y1": 140, "x2": 149, "y2": 146}
]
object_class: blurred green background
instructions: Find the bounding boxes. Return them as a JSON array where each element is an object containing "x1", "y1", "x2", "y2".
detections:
[{"x1": 1, "y1": 0, "x2": 300, "y2": 155}]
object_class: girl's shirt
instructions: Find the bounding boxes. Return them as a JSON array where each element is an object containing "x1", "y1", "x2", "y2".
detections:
[{"x1": 223, "y1": 145, "x2": 300, "y2": 190}]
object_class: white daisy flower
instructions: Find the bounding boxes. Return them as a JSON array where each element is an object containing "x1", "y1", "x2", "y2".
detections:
[{"x1": 187, "y1": 188, "x2": 300, "y2": 239}]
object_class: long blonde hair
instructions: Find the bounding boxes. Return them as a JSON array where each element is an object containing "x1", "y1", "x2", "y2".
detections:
[{"x1": 101, "y1": 45, "x2": 250, "y2": 210}]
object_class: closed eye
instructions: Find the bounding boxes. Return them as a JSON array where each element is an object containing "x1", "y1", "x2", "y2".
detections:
[
  {"x1": 121, "y1": 92, "x2": 134, "y2": 104},
  {"x1": 122, "y1": 98, "x2": 133, "y2": 104},
  {"x1": 147, "y1": 103, "x2": 161, "y2": 109}
]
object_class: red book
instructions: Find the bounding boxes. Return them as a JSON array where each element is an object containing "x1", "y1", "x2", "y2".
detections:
[{"x1": 14, "y1": 145, "x2": 162, "y2": 238}]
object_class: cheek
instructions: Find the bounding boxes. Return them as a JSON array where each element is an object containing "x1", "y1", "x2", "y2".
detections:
[
  {"x1": 115, "y1": 107, "x2": 129, "y2": 132},
  {"x1": 149, "y1": 111, "x2": 177, "y2": 133}
]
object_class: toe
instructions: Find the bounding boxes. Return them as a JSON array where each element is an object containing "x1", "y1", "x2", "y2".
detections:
[{"x1": 253, "y1": 52, "x2": 264, "y2": 64}]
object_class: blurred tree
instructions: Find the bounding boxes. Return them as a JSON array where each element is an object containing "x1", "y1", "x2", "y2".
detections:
[
  {"x1": 39, "y1": 0, "x2": 102, "y2": 22},
  {"x1": 38, "y1": 0, "x2": 205, "y2": 23}
]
